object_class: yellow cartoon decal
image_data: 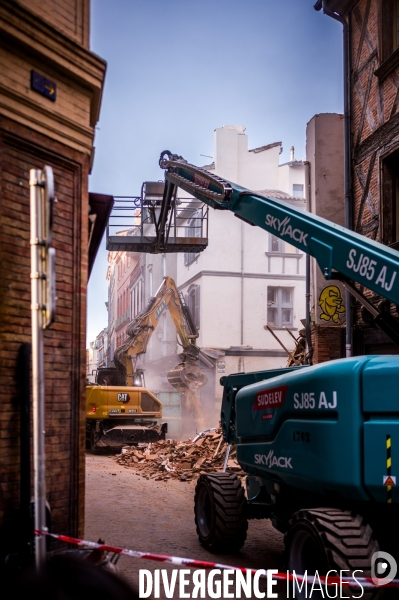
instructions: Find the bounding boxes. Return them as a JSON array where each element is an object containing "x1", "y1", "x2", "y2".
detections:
[{"x1": 318, "y1": 285, "x2": 345, "y2": 323}]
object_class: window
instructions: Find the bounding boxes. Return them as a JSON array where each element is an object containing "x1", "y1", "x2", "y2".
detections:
[
  {"x1": 131, "y1": 280, "x2": 143, "y2": 318},
  {"x1": 381, "y1": 0, "x2": 399, "y2": 63},
  {"x1": 184, "y1": 212, "x2": 201, "y2": 266},
  {"x1": 293, "y1": 184, "x2": 304, "y2": 198},
  {"x1": 269, "y1": 234, "x2": 284, "y2": 253},
  {"x1": 267, "y1": 287, "x2": 293, "y2": 327},
  {"x1": 382, "y1": 150, "x2": 399, "y2": 249},
  {"x1": 186, "y1": 285, "x2": 200, "y2": 330}
]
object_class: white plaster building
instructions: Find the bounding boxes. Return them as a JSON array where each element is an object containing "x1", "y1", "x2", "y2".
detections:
[
  {"x1": 175, "y1": 126, "x2": 307, "y2": 415},
  {"x1": 130, "y1": 125, "x2": 307, "y2": 429},
  {"x1": 86, "y1": 341, "x2": 98, "y2": 384},
  {"x1": 86, "y1": 327, "x2": 108, "y2": 383}
]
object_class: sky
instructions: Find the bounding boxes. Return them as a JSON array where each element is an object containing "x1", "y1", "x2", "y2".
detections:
[{"x1": 86, "y1": 0, "x2": 343, "y2": 344}]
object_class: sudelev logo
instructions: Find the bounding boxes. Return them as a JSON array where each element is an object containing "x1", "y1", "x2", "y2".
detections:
[{"x1": 253, "y1": 385, "x2": 288, "y2": 411}]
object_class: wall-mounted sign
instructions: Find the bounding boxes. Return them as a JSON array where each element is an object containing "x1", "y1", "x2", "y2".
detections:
[
  {"x1": 318, "y1": 284, "x2": 345, "y2": 324},
  {"x1": 217, "y1": 360, "x2": 225, "y2": 373},
  {"x1": 31, "y1": 70, "x2": 56, "y2": 101}
]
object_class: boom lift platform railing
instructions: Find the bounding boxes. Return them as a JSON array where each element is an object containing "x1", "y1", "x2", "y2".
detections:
[{"x1": 106, "y1": 181, "x2": 208, "y2": 254}]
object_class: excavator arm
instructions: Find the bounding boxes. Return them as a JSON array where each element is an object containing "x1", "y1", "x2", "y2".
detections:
[
  {"x1": 113, "y1": 275, "x2": 207, "y2": 396},
  {"x1": 159, "y1": 151, "x2": 399, "y2": 346}
]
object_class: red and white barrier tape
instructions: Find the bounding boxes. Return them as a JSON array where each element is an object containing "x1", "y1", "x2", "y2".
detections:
[{"x1": 35, "y1": 530, "x2": 399, "y2": 589}]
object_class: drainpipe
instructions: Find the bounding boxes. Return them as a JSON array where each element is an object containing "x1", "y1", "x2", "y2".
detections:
[
  {"x1": 241, "y1": 220, "x2": 244, "y2": 345},
  {"x1": 317, "y1": 1, "x2": 353, "y2": 357},
  {"x1": 303, "y1": 161, "x2": 314, "y2": 365},
  {"x1": 148, "y1": 263, "x2": 153, "y2": 297},
  {"x1": 18, "y1": 343, "x2": 32, "y2": 562}
]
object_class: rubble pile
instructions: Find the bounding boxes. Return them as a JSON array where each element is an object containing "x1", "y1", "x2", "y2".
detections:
[{"x1": 112, "y1": 427, "x2": 246, "y2": 482}]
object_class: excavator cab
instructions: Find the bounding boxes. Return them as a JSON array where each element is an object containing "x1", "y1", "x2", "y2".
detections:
[
  {"x1": 131, "y1": 369, "x2": 145, "y2": 387},
  {"x1": 94, "y1": 367, "x2": 121, "y2": 386},
  {"x1": 94, "y1": 366, "x2": 145, "y2": 387}
]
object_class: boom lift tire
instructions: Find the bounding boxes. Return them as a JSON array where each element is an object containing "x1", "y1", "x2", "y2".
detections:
[
  {"x1": 285, "y1": 508, "x2": 379, "y2": 599},
  {"x1": 194, "y1": 473, "x2": 248, "y2": 552}
]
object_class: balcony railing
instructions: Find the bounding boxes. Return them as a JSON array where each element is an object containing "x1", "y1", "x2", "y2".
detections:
[{"x1": 115, "y1": 309, "x2": 130, "y2": 330}]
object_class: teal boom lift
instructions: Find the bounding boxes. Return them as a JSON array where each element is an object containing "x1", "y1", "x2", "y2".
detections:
[{"x1": 158, "y1": 151, "x2": 399, "y2": 588}]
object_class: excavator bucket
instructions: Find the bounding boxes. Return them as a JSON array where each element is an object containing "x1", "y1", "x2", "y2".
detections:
[{"x1": 166, "y1": 362, "x2": 207, "y2": 393}]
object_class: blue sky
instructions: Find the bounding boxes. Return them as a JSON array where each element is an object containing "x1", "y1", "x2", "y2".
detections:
[{"x1": 87, "y1": 0, "x2": 343, "y2": 343}]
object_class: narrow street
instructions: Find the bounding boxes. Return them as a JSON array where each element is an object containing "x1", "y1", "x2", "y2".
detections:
[{"x1": 85, "y1": 454, "x2": 287, "y2": 599}]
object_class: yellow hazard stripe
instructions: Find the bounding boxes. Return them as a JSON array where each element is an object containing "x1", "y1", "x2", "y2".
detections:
[{"x1": 386, "y1": 435, "x2": 392, "y2": 503}]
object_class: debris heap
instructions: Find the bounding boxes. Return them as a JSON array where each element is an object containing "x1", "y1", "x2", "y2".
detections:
[{"x1": 112, "y1": 427, "x2": 246, "y2": 482}]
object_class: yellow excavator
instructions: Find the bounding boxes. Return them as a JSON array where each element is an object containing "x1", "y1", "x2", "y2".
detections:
[{"x1": 86, "y1": 276, "x2": 207, "y2": 452}]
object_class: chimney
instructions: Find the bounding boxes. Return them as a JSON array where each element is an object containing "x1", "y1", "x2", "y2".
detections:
[{"x1": 290, "y1": 146, "x2": 295, "y2": 162}]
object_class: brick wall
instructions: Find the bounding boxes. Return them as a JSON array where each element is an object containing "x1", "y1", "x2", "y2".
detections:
[
  {"x1": 0, "y1": 0, "x2": 105, "y2": 562},
  {"x1": 0, "y1": 117, "x2": 89, "y2": 556},
  {"x1": 349, "y1": 0, "x2": 399, "y2": 353},
  {"x1": 312, "y1": 0, "x2": 399, "y2": 360},
  {"x1": 311, "y1": 325, "x2": 343, "y2": 364}
]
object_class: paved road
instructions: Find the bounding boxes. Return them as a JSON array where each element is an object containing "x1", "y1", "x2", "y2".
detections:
[{"x1": 85, "y1": 453, "x2": 287, "y2": 599}]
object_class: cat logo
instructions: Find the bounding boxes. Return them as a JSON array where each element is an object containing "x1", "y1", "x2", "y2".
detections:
[{"x1": 117, "y1": 393, "x2": 130, "y2": 404}]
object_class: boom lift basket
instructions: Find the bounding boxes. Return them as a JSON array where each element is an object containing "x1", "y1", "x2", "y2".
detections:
[{"x1": 106, "y1": 181, "x2": 208, "y2": 254}]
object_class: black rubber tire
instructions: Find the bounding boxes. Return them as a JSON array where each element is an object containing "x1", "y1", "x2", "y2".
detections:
[
  {"x1": 194, "y1": 473, "x2": 248, "y2": 552},
  {"x1": 89, "y1": 423, "x2": 102, "y2": 454},
  {"x1": 285, "y1": 508, "x2": 379, "y2": 599}
]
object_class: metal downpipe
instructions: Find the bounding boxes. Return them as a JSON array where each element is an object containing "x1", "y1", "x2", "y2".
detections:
[
  {"x1": 304, "y1": 161, "x2": 314, "y2": 364},
  {"x1": 321, "y1": 1, "x2": 353, "y2": 357}
]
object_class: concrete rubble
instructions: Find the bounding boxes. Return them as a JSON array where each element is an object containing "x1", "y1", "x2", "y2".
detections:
[{"x1": 112, "y1": 427, "x2": 246, "y2": 481}]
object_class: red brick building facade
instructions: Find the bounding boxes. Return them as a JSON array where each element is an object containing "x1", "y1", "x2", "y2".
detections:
[
  {"x1": 0, "y1": 0, "x2": 106, "y2": 562},
  {"x1": 314, "y1": 0, "x2": 399, "y2": 358}
]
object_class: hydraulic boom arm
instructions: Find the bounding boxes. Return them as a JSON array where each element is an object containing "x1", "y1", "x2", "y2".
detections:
[
  {"x1": 159, "y1": 151, "x2": 399, "y2": 344},
  {"x1": 114, "y1": 275, "x2": 206, "y2": 392}
]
